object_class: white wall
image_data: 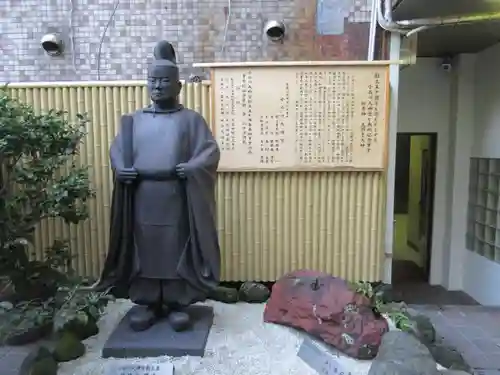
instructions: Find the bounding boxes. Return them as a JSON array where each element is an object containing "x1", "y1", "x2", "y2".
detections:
[
  {"x1": 463, "y1": 43, "x2": 500, "y2": 306},
  {"x1": 443, "y1": 54, "x2": 475, "y2": 291},
  {"x1": 398, "y1": 55, "x2": 476, "y2": 290},
  {"x1": 398, "y1": 43, "x2": 500, "y2": 304},
  {"x1": 472, "y1": 43, "x2": 500, "y2": 158},
  {"x1": 398, "y1": 59, "x2": 452, "y2": 287}
]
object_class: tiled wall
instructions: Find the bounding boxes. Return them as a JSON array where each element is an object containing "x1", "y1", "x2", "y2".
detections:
[{"x1": 0, "y1": 0, "x2": 372, "y2": 82}]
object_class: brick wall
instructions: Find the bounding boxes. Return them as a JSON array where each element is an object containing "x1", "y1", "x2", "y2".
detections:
[{"x1": 0, "y1": 0, "x2": 372, "y2": 82}]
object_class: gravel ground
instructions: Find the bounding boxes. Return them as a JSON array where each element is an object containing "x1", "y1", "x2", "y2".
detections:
[
  {"x1": 57, "y1": 300, "x2": 445, "y2": 375},
  {"x1": 57, "y1": 300, "x2": 319, "y2": 375}
]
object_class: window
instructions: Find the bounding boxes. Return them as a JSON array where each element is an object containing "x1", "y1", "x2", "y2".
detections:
[{"x1": 466, "y1": 158, "x2": 500, "y2": 261}]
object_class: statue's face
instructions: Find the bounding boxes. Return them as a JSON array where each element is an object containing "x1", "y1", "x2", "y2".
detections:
[{"x1": 147, "y1": 65, "x2": 181, "y2": 103}]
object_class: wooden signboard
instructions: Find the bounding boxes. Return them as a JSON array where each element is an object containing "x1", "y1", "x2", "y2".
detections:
[{"x1": 210, "y1": 64, "x2": 389, "y2": 171}]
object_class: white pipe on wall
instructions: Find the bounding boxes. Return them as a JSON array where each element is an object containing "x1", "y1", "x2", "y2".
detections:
[
  {"x1": 378, "y1": 0, "x2": 500, "y2": 33},
  {"x1": 397, "y1": 11, "x2": 500, "y2": 27},
  {"x1": 367, "y1": 0, "x2": 500, "y2": 61},
  {"x1": 367, "y1": 0, "x2": 379, "y2": 60}
]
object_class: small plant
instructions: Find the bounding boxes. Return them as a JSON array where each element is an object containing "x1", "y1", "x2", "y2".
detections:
[
  {"x1": 53, "y1": 284, "x2": 114, "y2": 334},
  {"x1": 350, "y1": 281, "x2": 384, "y2": 313},
  {"x1": 0, "y1": 285, "x2": 114, "y2": 345},
  {"x1": 387, "y1": 309, "x2": 414, "y2": 332},
  {"x1": 350, "y1": 281, "x2": 414, "y2": 332},
  {"x1": 0, "y1": 299, "x2": 54, "y2": 344}
]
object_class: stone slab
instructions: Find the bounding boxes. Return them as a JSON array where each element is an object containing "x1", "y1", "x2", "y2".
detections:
[
  {"x1": 102, "y1": 305, "x2": 213, "y2": 359},
  {"x1": 106, "y1": 361, "x2": 174, "y2": 375}
]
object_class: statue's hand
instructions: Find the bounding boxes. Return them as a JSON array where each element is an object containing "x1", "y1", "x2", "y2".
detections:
[
  {"x1": 116, "y1": 167, "x2": 138, "y2": 184},
  {"x1": 175, "y1": 164, "x2": 186, "y2": 179}
]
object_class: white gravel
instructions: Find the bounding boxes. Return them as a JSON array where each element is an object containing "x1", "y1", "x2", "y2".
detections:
[
  {"x1": 57, "y1": 299, "x2": 319, "y2": 375},
  {"x1": 57, "y1": 300, "x2": 445, "y2": 375}
]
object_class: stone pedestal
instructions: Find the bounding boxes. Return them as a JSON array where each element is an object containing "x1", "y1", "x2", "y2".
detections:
[{"x1": 102, "y1": 305, "x2": 213, "y2": 359}]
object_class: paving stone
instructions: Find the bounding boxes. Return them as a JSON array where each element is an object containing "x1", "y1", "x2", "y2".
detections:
[{"x1": 412, "y1": 305, "x2": 500, "y2": 371}]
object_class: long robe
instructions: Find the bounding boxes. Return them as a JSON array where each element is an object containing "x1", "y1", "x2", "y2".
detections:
[{"x1": 96, "y1": 106, "x2": 221, "y2": 305}]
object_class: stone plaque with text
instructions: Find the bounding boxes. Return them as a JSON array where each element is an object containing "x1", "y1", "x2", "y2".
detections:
[{"x1": 106, "y1": 361, "x2": 174, "y2": 375}]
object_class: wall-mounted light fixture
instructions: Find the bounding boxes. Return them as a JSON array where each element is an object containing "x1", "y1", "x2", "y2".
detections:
[
  {"x1": 264, "y1": 20, "x2": 286, "y2": 42},
  {"x1": 189, "y1": 74, "x2": 203, "y2": 83},
  {"x1": 40, "y1": 33, "x2": 64, "y2": 56}
]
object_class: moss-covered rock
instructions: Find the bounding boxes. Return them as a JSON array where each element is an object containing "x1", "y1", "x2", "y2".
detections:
[
  {"x1": 428, "y1": 341, "x2": 472, "y2": 373},
  {"x1": 63, "y1": 314, "x2": 99, "y2": 340},
  {"x1": 53, "y1": 332, "x2": 86, "y2": 362},
  {"x1": 30, "y1": 356, "x2": 58, "y2": 375},
  {"x1": 35, "y1": 346, "x2": 53, "y2": 360},
  {"x1": 239, "y1": 282, "x2": 270, "y2": 303},
  {"x1": 405, "y1": 312, "x2": 471, "y2": 372},
  {"x1": 409, "y1": 313, "x2": 436, "y2": 345},
  {"x1": 208, "y1": 286, "x2": 239, "y2": 303},
  {"x1": 4, "y1": 322, "x2": 52, "y2": 346},
  {"x1": 19, "y1": 346, "x2": 56, "y2": 375}
]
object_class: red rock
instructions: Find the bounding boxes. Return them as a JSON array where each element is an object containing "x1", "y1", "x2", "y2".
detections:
[{"x1": 263, "y1": 270, "x2": 389, "y2": 360}]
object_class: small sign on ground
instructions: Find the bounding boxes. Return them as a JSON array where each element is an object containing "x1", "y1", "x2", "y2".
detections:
[
  {"x1": 297, "y1": 337, "x2": 353, "y2": 375},
  {"x1": 106, "y1": 361, "x2": 174, "y2": 375}
]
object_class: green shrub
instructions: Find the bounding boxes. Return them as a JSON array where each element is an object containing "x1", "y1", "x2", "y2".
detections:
[{"x1": 0, "y1": 88, "x2": 94, "y2": 300}]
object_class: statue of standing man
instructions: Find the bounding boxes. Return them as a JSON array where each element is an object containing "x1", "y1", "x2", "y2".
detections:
[{"x1": 97, "y1": 41, "x2": 221, "y2": 333}]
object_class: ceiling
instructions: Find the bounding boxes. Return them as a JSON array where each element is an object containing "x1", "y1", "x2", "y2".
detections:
[{"x1": 391, "y1": 0, "x2": 500, "y2": 57}]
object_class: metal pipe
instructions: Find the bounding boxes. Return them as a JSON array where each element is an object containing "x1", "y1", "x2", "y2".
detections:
[
  {"x1": 367, "y1": 0, "x2": 378, "y2": 60},
  {"x1": 377, "y1": 0, "x2": 406, "y2": 33},
  {"x1": 397, "y1": 11, "x2": 500, "y2": 27},
  {"x1": 383, "y1": 0, "x2": 391, "y2": 21},
  {"x1": 377, "y1": 0, "x2": 500, "y2": 37},
  {"x1": 405, "y1": 25, "x2": 431, "y2": 38}
]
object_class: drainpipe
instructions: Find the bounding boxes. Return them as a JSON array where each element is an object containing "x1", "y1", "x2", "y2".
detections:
[
  {"x1": 367, "y1": 0, "x2": 406, "y2": 61},
  {"x1": 377, "y1": 0, "x2": 407, "y2": 33},
  {"x1": 368, "y1": 0, "x2": 500, "y2": 59},
  {"x1": 403, "y1": 12, "x2": 500, "y2": 37},
  {"x1": 397, "y1": 11, "x2": 500, "y2": 27},
  {"x1": 367, "y1": 0, "x2": 378, "y2": 60},
  {"x1": 378, "y1": 0, "x2": 500, "y2": 34}
]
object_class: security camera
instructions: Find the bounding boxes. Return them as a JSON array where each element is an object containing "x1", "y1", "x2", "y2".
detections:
[
  {"x1": 264, "y1": 20, "x2": 286, "y2": 42},
  {"x1": 189, "y1": 74, "x2": 202, "y2": 83},
  {"x1": 441, "y1": 63, "x2": 452, "y2": 72},
  {"x1": 41, "y1": 33, "x2": 64, "y2": 56},
  {"x1": 440, "y1": 56, "x2": 453, "y2": 72}
]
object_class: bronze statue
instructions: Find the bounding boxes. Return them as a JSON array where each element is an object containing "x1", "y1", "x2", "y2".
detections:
[{"x1": 97, "y1": 41, "x2": 221, "y2": 333}]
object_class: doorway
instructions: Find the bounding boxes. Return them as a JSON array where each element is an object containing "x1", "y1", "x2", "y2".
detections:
[{"x1": 392, "y1": 133, "x2": 437, "y2": 284}]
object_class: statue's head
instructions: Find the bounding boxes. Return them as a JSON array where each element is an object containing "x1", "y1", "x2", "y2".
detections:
[{"x1": 147, "y1": 41, "x2": 182, "y2": 103}]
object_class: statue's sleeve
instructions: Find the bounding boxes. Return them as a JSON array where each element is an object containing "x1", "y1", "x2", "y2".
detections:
[
  {"x1": 176, "y1": 112, "x2": 221, "y2": 289},
  {"x1": 109, "y1": 127, "x2": 124, "y2": 171},
  {"x1": 98, "y1": 117, "x2": 136, "y2": 298},
  {"x1": 183, "y1": 113, "x2": 220, "y2": 174}
]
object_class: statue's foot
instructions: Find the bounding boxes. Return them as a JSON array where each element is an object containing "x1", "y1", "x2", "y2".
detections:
[
  {"x1": 168, "y1": 311, "x2": 191, "y2": 332},
  {"x1": 129, "y1": 306, "x2": 158, "y2": 332}
]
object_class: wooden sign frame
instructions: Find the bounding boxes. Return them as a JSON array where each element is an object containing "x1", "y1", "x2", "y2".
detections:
[{"x1": 201, "y1": 61, "x2": 391, "y2": 172}]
